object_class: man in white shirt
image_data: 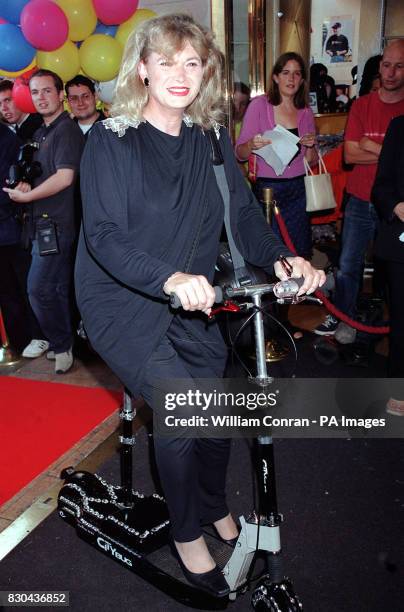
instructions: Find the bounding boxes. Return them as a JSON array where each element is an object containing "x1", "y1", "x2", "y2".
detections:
[{"x1": 65, "y1": 76, "x2": 105, "y2": 140}]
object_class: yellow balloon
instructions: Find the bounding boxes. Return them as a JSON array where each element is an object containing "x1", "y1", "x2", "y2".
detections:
[
  {"x1": 79, "y1": 34, "x2": 123, "y2": 82},
  {"x1": 116, "y1": 9, "x2": 157, "y2": 49},
  {"x1": 0, "y1": 58, "x2": 37, "y2": 78},
  {"x1": 55, "y1": 0, "x2": 97, "y2": 42},
  {"x1": 37, "y1": 41, "x2": 80, "y2": 83}
]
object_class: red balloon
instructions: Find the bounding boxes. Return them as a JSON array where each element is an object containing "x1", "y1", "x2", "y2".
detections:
[
  {"x1": 18, "y1": 66, "x2": 38, "y2": 85},
  {"x1": 0, "y1": 17, "x2": 8, "y2": 24},
  {"x1": 12, "y1": 79, "x2": 36, "y2": 114},
  {"x1": 93, "y1": 0, "x2": 139, "y2": 26},
  {"x1": 21, "y1": 0, "x2": 68, "y2": 52}
]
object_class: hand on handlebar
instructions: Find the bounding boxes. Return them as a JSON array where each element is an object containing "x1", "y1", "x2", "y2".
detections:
[
  {"x1": 273, "y1": 256, "x2": 326, "y2": 296},
  {"x1": 163, "y1": 272, "x2": 216, "y2": 314}
]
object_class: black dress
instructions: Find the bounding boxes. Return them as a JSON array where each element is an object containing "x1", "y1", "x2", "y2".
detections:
[{"x1": 75, "y1": 117, "x2": 293, "y2": 540}]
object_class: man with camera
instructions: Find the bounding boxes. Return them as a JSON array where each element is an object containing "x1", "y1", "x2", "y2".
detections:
[
  {"x1": 0, "y1": 123, "x2": 44, "y2": 355},
  {"x1": 3, "y1": 69, "x2": 84, "y2": 374}
]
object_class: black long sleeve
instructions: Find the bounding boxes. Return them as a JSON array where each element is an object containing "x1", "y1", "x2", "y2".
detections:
[
  {"x1": 372, "y1": 116, "x2": 404, "y2": 221},
  {"x1": 80, "y1": 124, "x2": 176, "y2": 298}
]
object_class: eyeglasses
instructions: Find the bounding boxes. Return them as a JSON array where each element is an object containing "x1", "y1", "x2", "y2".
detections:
[{"x1": 67, "y1": 93, "x2": 93, "y2": 103}]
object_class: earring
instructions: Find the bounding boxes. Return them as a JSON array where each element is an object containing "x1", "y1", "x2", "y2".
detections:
[{"x1": 144, "y1": 77, "x2": 149, "y2": 87}]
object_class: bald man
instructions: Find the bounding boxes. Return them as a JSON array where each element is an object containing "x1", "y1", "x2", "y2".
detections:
[{"x1": 315, "y1": 40, "x2": 404, "y2": 341}]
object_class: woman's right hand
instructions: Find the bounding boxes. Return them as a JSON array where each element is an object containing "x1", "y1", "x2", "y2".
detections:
[
  {"x1": 249, "y1": 133, "x2": 272, "y2": 150},
  {"x1": 163, "y1": 272, "x2": 216, "y2": 314}
]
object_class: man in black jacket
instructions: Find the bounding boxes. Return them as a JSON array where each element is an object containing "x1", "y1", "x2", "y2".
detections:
[
  {"x1": 0, "y1": 80, "x2": 42, "y2": 142},
  {"x1": 0, "y1": 123, "x2": 44, "y2": 354}
]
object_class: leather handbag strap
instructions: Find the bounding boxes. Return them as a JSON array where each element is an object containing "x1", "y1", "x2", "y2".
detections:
[{"x1": 206, "y1": 130, "x2": 252, "y2": 285}]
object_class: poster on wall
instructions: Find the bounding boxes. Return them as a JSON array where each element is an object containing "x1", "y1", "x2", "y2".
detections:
[
  {"x1": 139, "y1": 0, "x2": 211, "y2": 28},
  {"x1": 322, "y1": 16, "x2": 355, "y2": 64}
]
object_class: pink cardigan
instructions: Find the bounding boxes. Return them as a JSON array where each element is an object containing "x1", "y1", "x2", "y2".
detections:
[{"x1": 236, "y1": 94, "x2": 316, "y2": 179}]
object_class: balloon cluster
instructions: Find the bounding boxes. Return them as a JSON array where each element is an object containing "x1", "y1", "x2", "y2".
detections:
[{"x1": 0, "y1": 0, "x2": 156, "y2": 110}]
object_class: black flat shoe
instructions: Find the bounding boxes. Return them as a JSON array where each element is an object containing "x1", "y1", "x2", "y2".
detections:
[{"x1": 170, "y1": 542, "x2": 230, "y2": 598}]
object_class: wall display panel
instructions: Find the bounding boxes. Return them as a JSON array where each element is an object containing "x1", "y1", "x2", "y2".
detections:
[
  {"x1": 311, "y1": 0, "x2": 361, "y2": 86},
  {"x1": 384, "y1": 0, "x2": 404, "y2": 41},
  {"x1": 322, "y1": 16, "x2": 355, "y2": 64}
]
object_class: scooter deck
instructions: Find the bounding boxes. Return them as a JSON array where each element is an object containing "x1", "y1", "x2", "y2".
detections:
[{"x1": 58, "y1": 468, "x2": 237, "y2": 610}]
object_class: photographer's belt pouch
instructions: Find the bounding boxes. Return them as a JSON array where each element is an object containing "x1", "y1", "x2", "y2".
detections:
[{"x1": 36, "y1": 215, "x2": 59, "y2": 256}]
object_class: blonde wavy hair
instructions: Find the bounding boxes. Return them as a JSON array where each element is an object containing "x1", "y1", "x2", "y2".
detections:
[{"x1": 110, "y1": 13, "x2": 226, "y2": 129}]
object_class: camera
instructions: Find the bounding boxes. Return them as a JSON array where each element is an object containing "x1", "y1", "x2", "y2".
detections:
[{"x1": 8, "y1": 141, "x2": 42, "y2": 188}]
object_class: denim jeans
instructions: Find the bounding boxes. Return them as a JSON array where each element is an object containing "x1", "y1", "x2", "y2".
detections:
[
  {"x1": 27, "y1": 231, "x2": 75, "y2": 353},
  {"x1": 331, "y1": 55, "x2": 345, "y2": 63},
  {"x1": 335, "y1": 195, "x2": 379, "y2": 317}
]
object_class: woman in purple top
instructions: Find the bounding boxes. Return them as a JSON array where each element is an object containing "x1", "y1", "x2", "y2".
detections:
[{"x1": 236, "y1": 52, "x2": 317, "y2": 258}]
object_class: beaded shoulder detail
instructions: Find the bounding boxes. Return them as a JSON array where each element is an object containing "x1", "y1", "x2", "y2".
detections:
[
  {"x1": 102, "y1": 113, "x2": 196, "y2": 138},
  {"x1": 102, "y1": 116, "x2": 143, "y2": 137},
  {"x1": 211, "y1": 121, "x2": 221, "y2": 140}
]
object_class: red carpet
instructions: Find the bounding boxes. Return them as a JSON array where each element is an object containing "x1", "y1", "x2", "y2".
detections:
[{"x1": 0, "y1": 377, "x2": 122, "y2": 506}]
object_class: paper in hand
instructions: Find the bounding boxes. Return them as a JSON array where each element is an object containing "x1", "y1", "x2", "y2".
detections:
[{"x1": 253, "y1": 125, "x2": 300, "y2": 176}]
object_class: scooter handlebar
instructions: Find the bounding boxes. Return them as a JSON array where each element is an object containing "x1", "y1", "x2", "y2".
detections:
[
  {"x1": 169, "y1": 286, "x2": 223, "y2": 309},
  {"x1": 169, "y1": 274, "x2": 334, "y2": 309}
]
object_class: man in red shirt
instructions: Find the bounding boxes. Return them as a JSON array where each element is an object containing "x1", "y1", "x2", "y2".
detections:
[{"x1": 315, "y1": 39, "x2": 404, "y2": 340}]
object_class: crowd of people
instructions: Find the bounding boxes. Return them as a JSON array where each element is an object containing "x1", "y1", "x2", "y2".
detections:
[
  {"x1": 0, "y1": 23, "x2": 403, "y2": 383},
  {"x1": 0, "y1": 11, "x2": 403, "y2": 593},
  {"x1": 0, "y1": 14, "x2": 323, "y2": 597},
  {"x1": 234, "y1": 40, "x2": 404, "y2": 387},
  {"x1": 0, "y1": 73, "x2": 104, "y2": 373}
]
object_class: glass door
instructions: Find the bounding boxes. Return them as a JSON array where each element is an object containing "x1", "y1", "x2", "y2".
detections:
[{"x1": 212, "y1": 0, "x2": 267, "y2": 142}]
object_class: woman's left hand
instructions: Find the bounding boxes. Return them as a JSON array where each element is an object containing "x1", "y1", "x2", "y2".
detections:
[
  {"x1": 299, "y1": 133, "x2": 316, "y2": 148},
  {"x1": 273, "y1": 256, "x2": 326, "y2": 295}
]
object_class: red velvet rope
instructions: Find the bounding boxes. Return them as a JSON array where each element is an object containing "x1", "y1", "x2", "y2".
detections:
[
  {"x1": 0, "y1": 310, "x2": 8, "y2": 345},
  {"x1": 273, "y1": 206, "x2": 389, "y2": 335}
]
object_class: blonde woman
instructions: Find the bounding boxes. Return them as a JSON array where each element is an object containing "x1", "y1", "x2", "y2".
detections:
[{"x1": 75, "y1": 14, "x2": 324, "y2": 597}]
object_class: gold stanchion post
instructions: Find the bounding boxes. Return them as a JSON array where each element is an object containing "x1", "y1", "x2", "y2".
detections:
[
  {"x1": 257, "y1": 187, "x2": 289, "y2": 362},
  {"x1": 261, "y1": 186, "x2": 274, "y2": 225},
  {"x1": 0, "y1": 309, "x2": 22, "y2": 367}
]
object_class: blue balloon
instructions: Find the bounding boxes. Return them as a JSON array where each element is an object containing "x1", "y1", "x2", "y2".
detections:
[
  {"x1": 0, "y1": 24, "x2": 35, "y2": 72},
  {"x1": 95, "y1": 22, "x2": 118, "y2": 37},
  {"x1": 0, "y1": 0, "x2": 30, "y2": 24}
]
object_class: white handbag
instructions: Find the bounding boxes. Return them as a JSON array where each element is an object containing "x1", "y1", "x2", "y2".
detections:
[{"x1": 303, "y1": 153, "x2": 337, "y2": 212}]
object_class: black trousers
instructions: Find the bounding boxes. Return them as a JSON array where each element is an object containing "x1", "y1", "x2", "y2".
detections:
[
  {"x1": 386, "y1": 260, "x2": 404, "y2": 377},
  {"x1": 140, "y1": 317, "x2": 231, "y2": 542},
  {"x1": 0, "y1": 244, "x2": 43, "y2": 352}
]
